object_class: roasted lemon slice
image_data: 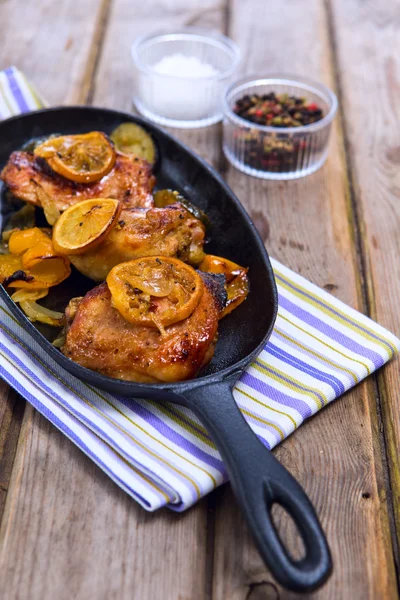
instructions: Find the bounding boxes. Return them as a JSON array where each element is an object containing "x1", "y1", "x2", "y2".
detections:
[
  {"x1": 52, "y1": 198, "x2": 121, "y2": 255},
  {"x1": 107, "y1": 257, "x2": 204, "y2": 330},
  {"x1": 110, "y1": 123, "x2": 156, "y2": 164},
  {"x1": 199, "y1": 254, "x2": 249, "y2": 317},
  {"x1": 34, "y1": 132, "x2": 116, "y2": 183}
]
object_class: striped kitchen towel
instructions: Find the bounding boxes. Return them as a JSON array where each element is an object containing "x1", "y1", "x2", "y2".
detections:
[
  {"x1": 0, "y1": 69, "x2": 399, "y2": 511},
  {"x1": 0, "y1": 67, "x2": 46, "y2": 118}
]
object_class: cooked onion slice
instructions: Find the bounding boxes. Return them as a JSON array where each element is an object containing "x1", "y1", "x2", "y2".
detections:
[
  {"x1": 52, "y1": 331, "x2": 66, "y2": 348},
  {"x1": 36, "y1": 188, "x2": 61, "y2": 226},
  {"x1": 11, "y1": 288, "x2": 48, "y2": 303},
  {"x1": 10, "y1": 288, "x2": 63, "y2": 326},
  {"x1": 19, "y1": 300, "x2": 64, "y2": 326}
]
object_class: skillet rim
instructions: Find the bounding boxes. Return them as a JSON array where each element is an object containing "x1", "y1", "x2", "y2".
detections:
[{"x1": 0, "y1": 105, "x2": 278, "y2": 393}]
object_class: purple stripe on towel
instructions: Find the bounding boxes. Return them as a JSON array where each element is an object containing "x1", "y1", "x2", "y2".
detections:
[
  {"x1": 276, "y1": 272, "x2": 396, "y2": 356},
  {"x1": 272, "y1": 329, "x2": 357, "y2": 386},
  {"x1": 0, "y1": 335, "x2": 184, "y2": 504},
  {"x1": 0, "y1": 364, "x2": 157, "y2": 509},
  {"x1": 266, "y1": 342, "x2": 345, "y2": 396},
  {"x1": 239, "y1": 371, "x2": 312, "y2": 419},
  {"x1": 117, "y1": 397, "x2": 225, "y2": 475},
  {"x1": 4, "y1": 67, "x2": 30, "y2": 113},
  {"x1": 278, "y1": 294, "x2": 384, "y2": 368}
]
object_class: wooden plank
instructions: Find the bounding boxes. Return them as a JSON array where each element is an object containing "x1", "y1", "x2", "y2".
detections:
[
  {"x1": 92, "y1": 2, "x2": 228, "y2": 595},
  {"x1": 0, "y1": 0, "x2": 110, "y2": 105},
  {"x1": 0, "y1": 0, "x2": 111, "y2": 544},
  {"x1": 211, "y1": 0, "x2": 398, "y2": 598},
  {"x1": 0, "y1": 405, "x2": 208, "y2": 600},
  {"x1": 91, "y1": 0, "x2": 225, "y2": 168},
  {"x1": 0, "y1": 1, "x2": 114, "y2": 595},
  {"x1": 0, "y1": 385, "x2": 24, "y2": 520},
  {"x1": 328, "y1": 0, "x2": 400, "y2": 551},
  {"x1": 0, "y1": 1, "x2": 226, "y2": 599},
  {"x1": 1, "y1": 2, "x2": 396, "y2": 599}
]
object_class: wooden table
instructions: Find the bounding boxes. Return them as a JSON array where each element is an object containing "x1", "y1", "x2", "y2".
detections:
[{"x1": 1, "y1": 1, "x2": 399, "y2": 598}]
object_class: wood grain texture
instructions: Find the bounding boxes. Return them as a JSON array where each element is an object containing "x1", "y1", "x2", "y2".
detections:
[
  {"x1": 0, "y1": 385, "x2": 24, "y2": 521},
  {"x1": 328, "y1": 0, "x2": 400, "y2": 551},
  {"x1": 0, "y1": 0, "x2": 398, "y2": 599},
  {"x1": 0, "y1": 0, "x2": 110, "y2": 105},
  {"x1": 210, "y1": 0, "x2": 398, "y2": 598},
  {"x1": 0, "y1": 0, "x2": 110, "y2": 545},
  {"x1": 0, "y1": 406, "x2": 208, "y2": 600},
  {"x1": 91, "y1": 0, "x2": 226, "y2": 168},
  {"x1": 0, "y1": 1, "x2": 226, "y2": 600}
]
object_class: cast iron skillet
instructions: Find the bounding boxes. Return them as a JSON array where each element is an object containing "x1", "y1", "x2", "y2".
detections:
[{"x1": 0, "y1": 107, "x2": 332, "y2": 593}]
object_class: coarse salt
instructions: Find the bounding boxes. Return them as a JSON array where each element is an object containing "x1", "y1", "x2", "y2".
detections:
[
  {"x1": 152, "y1": 53, "x2": 218, "y2": 78},
  {"x1": 138, "y1": 53, "x2": 221, "y2": 122}
]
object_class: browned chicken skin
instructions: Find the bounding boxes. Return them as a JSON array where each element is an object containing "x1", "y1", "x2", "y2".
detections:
[
  {"x1": 70, "y1": 203, "x2": 205, "y2": 281},
  {"x1": 0, "y1": 150, "x2": 155, "y2": 211},
  {"x1": 1, "y1": 132, "x2": 235, "y2": 383},
  {"x1": 62, "y1": 274, "x2": 226, "y2": 383}
]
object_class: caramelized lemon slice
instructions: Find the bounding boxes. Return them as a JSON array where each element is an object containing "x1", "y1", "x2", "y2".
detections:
[
  {"x1": 52, "y1": 198, "x2": 121, "y2": 255},
  {"x1": 34, "y1": 132, "x2": 116, "y2": 184},
  {"x1": 107, "y1": 257, "x2": 204, "y2": 329},
  {"x1": 110, "y1": 123, "x2": 156, "y2": 164},
  {"x1": 199, "y1": 254, "x2": 249, "y2": 317}
]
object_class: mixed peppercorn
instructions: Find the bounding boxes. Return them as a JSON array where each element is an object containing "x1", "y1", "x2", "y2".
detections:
[
  {"x1": 231, "y1": 92, "x2": 325, "y2": 173},
  {"x1": 233, "y1": 92, "x2": 324, "y2": 127}
]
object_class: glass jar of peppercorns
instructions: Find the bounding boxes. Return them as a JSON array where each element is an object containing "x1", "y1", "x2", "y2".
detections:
[{"x1": 222, "y1": 75, "x2": 337, "y2": 180}]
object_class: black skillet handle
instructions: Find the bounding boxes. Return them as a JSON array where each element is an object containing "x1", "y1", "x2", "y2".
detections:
[{"x1": 182, "y1": 379, "x2": 332, "y2": 593}]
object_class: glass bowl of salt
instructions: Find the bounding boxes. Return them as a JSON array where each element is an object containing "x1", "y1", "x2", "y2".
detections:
[{"x1": 131, "y1": 28, "x2": 241, "y2": 128}]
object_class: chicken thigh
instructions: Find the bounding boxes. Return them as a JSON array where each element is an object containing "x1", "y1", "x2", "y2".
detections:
[
  {"x1": 1, "y1": 151, "x2": 155, "y2": 211},
  {"x1": 62, "y1": 273, "x2": 226, "y2": 382},
  {"x1": 70, "y1": 203, "x2": 205, "y2": 281}
]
